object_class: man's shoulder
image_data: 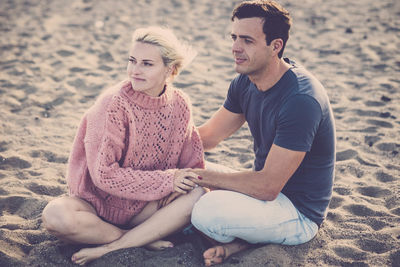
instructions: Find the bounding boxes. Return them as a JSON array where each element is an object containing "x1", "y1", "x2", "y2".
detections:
[{"x1": 285, "y1": 59, "x2": 331, "y2": 113}]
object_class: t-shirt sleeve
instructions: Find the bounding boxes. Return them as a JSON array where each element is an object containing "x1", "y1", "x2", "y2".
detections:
[
  {"x1": 223, "y1": 76, "x2": 244, "y2": 114},
  {"x1": 274, "y1": 94, "x2": 322, "y2": 152}
]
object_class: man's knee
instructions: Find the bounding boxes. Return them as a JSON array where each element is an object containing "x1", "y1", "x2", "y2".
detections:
[
  {"x1": 181, "y1": 187, "x2": 206, "y2": 217},
  {"x1": 191, "y1": 191, "x2": 224, "y2": 229}
]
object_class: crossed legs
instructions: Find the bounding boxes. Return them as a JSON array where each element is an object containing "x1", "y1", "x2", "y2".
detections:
[
  {"x1": 42, "y1": 187, "x2": 205, "y2": 265},
  {"x1": 191, "y1": 190, "x2": 319, "y2": 266}
]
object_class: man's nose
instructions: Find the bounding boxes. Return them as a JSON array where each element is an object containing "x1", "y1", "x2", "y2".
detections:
[{"x1": 232, "y1": 40, "x2": 242, "y2": 53}]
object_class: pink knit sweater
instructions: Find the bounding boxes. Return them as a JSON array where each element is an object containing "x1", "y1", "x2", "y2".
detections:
[{"x1": 67, "y1": 80, "x2": 204, "y2": 225}]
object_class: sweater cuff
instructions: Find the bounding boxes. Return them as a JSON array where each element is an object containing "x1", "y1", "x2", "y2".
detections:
[{"x1": 166, "y1": 168, "x2": 177, "y2": 194}]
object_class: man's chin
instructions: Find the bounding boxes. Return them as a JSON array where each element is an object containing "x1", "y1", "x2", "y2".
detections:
[{"x1": 235, "y1": 66, "x2": 247, "y2": 74}]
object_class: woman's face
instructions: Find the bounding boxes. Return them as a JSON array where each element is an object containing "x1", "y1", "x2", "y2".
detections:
[{"x1": 127, "y1": 42, "x2": 171, "y2": 97}]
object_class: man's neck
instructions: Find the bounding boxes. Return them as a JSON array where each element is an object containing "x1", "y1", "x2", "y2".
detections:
[{"x1": 250, "y1": 58, "x2": 291, "y2": 92}]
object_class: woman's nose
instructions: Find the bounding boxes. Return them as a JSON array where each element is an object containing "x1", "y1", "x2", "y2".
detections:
[{"x1": 128, "y1": 63, "x2": 141, "y2": 74}]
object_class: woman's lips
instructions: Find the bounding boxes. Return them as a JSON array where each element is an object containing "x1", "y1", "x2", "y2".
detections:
[{"x1": 132, "y1": 77, "x2": 145, "y2": 82}]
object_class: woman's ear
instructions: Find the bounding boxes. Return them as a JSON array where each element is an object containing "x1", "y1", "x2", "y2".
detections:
[{"x1": 167, "y1": 65, "x2": 177, "y2": 77}]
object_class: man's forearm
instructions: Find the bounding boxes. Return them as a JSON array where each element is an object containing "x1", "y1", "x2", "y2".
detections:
[{"x1": 189, "y1": 169, "x2": 279, "y2": 201}]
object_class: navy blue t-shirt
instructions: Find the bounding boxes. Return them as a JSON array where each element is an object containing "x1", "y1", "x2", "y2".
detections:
[{"x1": 224, "y1": 59, "x2": 336, "y2": 226}]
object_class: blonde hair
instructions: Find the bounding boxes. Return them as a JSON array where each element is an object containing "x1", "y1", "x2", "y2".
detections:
[{"x1": 132, "y1": 26, "x2": 196, "y2": 77}]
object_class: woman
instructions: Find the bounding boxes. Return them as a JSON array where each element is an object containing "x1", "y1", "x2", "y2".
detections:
[{"x1": 42, "y1": 26, "x2": 205, "y2": 265}]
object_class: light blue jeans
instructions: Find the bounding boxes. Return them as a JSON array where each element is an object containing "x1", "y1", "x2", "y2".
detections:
[{"x1": 191, "y1": 162, "x2": 318, "y2": 245}]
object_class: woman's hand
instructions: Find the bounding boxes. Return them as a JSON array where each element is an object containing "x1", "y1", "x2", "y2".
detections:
[{"x1": 173, "y1": 169, "x2": 197, "y2": 194}]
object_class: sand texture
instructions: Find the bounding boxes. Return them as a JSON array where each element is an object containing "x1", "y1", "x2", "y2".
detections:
[{"x1": 0, "y1": 0, "x2": 399, "y2": 266}]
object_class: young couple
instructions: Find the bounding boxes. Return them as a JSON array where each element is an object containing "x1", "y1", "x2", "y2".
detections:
[{"x1": 42, "y1": 1, "x2": 336, "y2": 266}]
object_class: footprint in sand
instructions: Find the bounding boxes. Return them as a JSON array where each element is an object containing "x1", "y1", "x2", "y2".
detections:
[
  {"x1": 69, "y1": 67, "x2": 87, "y2": 73},
  {"x1": 0, "y1": 195, "x2": 26, "y2": 215},
  {"x1": 391, "y1": 251, "x2": 400, "y2": 266},
  {"x1": 355, "y1": 156, "x2": 379, "y2": 167},
  {"x1": 332, "y1": 245, "x2": 367, "y2": 261},
  {"x1": 353, "y1": 109, "x2": 382, "y2": 116},
  {"x1": 364, "y1": 101, "x2": 386, "y2": 107},
  {"x1": 333, "y1": 187, "x2": 352, "y2": 196},
  {"x1": 326, "y1": 211, "x2": 342, "y2": 223},
  {"x1": 343, "y1": 204, "x2": 385, "y2": 217},
  {"x1": 364, "y1": 135, "x2": 381, "y2": 147},
  {"x1": 99, "y1": 65, "x2": 113, "y2": 72},
  {"x1": 353, "y1": 126, "x2": 378, "y2": 133},
  {"x1": 363, "y1": 218, "x2": 388, "y2": 231},
  {"x1": 356, "y1": 186, "x2": 391, "y2": 198},
  {"x1": 356, "y1": 238, "x2": 394, "y2": 254},
  {"x1": 0, "y1": 141, "x2": 8, "y2": 152},
  {"x1": 0, "y1": 196, "x2": 47, "y2": 220},
  {"x1": 384, "y1": 195, "x2": 400, "y2": 215},
  {"x1": 328, "y1": 196, "x2": 344, "y2": 209},
  {"x1": 366, "y1": 119, "x2": 393, "y2": 128},
  {"x1": 376, "y1": 142, "x2": 400, "y2": 154},
  {"x1": 0, "y1": 187, "x2": 8, "y2": 195},
  {"x1": 30, "y1": 150, "x2": 68, "y2": 164},
  {"x1": 56, "y1": 50, "x2": 74, "y2": 57},
  {"x1": 26, "y1": 182, "x2": 65, "y2": 197},
  {"x1": 0, "y1": 155, "x2": 31, "y2": 170},
  {"x1": 336, "y1": 149, "x2": 358, "y2": 161}
]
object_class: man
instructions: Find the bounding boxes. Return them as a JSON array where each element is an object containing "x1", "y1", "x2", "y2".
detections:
[{"x1": 187, "y1": 1, "x2": 336, "y2": 266}]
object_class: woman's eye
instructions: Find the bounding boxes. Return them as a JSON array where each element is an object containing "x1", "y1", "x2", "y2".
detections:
[{"x1": 144, "y1": 62, "x2": 153, "y2": 66}]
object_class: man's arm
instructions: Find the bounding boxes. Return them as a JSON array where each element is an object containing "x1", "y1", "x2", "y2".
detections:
[
  {"x1": 190, "y1": 144, "x2": 306, "y2": 201},
  {"x1": 199, "y1": 106, "x2": 246, "y2": 151}
]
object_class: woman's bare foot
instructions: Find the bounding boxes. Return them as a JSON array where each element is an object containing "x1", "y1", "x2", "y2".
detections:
[
  {"x1": 71, "y1": 239, "x2": 174, "y2": 265},
  {"x1": 71, "y1": 246, "x2": 109, "y2": 265},
  {"x1": 145, "y1": 240, "x2": 174, "y2": 251}
]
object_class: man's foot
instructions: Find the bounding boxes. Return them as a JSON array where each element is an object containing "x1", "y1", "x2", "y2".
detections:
[
  {"x1": 203, "y1": 246, "x2": 226, "y2": 266},
  {"x1": 145, "y1": 240, "x2": 174, "y2": 251},
  {"x1": 203, "y1": 240, "x2": 251, "y2": 266},
  {"x1": 71, "y1": 246, "x2": 109, "y2": 265}
]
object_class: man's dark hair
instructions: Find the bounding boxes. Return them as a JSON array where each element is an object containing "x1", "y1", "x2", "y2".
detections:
[{"x1": 231, "y1": 0, "x2": 292, "y2": 58}]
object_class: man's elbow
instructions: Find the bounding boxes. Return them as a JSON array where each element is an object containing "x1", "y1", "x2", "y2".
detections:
[
  {"x1": 202, "y1": 140, "x2": 218, "y2": 151},
  {"x1": 200, "y1": 134, "x2": 220, "y2": 151},
  {"x1": 255, "y1": 188, "x2": 280, "y2": 202}
]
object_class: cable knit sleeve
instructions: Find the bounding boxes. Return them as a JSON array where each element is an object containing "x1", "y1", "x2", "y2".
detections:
[
  {"x1": 177, "y1": 95, "x2": 205, "y2": 169},
  {"x1": 178, "y1": 123, "x2": 205, "y2": 169},
  {"x1": 84, "y1": 95, "x2": 175, "y2": 201}
]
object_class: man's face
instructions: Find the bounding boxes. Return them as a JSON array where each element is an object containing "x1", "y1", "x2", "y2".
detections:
[{"x1": 231, "y1": 17, "x2": 274, "y2": 77}]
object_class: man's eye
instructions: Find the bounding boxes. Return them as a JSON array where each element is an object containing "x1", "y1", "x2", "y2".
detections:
[
  {"x1": 144, "y1": 62, "x2": 153, "y2": 66},
  {"x1": 244, "y1": 39, "x2": 252, "y2": 44}
]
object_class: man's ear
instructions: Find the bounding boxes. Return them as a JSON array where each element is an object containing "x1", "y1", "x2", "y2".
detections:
[{"x1": 271, "y1": 39, "x2": 283, "y2": 53}]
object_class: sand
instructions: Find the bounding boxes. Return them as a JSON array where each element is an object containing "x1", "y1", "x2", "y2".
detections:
[{"x1": 0, "y1": 0, "x2": 399, "y2": 266}]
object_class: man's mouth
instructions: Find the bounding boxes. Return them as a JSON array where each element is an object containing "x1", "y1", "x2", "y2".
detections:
[{"x1": 234, "y1": 57, "x2": 246, "y2": 64}]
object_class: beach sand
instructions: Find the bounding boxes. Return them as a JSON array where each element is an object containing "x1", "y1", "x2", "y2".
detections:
[{"x1": 0, "y1": 0, "x2": 399, "y2": 266}]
